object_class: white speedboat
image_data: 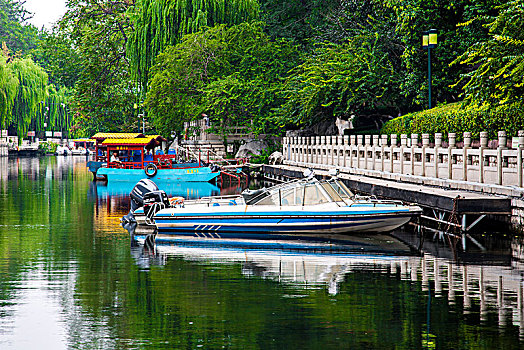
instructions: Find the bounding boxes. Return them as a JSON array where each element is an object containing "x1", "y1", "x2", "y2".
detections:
[
  {"x1": 135, "y1": 171, "x2": 422, "y2": 239},
  {"x1": 56, "y1": 145, "x2": 72, "y2": 155}
]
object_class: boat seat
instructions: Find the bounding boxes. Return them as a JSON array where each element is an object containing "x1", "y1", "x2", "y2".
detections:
[{"x1": 213, "y1": 203, "x2": 220, "y2": 206}]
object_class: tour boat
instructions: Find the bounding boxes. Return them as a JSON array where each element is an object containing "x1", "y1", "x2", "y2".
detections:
[
  {"x1": 87, "y1": 133, "x2": 220, "y2": 182},
  {"x1": 135, "y1": 170, "x2": 422, "y2": 239}
]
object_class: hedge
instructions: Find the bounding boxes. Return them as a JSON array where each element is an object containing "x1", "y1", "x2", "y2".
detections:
[{"x1": 380, "y1": 102, "x2": 524, "y2": 141}]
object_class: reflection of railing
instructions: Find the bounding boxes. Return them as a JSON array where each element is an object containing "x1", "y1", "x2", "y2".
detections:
[{"x1": 151, "y1": 241, "x2": 524, "y2": 334}]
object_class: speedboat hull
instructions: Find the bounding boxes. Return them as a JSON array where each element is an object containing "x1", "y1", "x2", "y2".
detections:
[{"x1": 153, "y1": 204, "x2": 421, "y2": 238}]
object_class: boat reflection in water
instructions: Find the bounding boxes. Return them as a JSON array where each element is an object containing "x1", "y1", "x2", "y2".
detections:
[
  {"x1": 131, "y1": 233, "x2": 415, "y2": 295},
  {"x1": 130, "y1": 231, "x2": 524, "y2": 337},
  {"x1": 91, "y1": 179, "x2": 221, "y2": 199}
]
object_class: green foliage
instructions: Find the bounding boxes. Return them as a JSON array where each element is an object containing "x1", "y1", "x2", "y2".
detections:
[
  {"x1": 452, "y1": 0, "x2": 524, "y2": 106},
  {"x1": 381, "y1": 102, "x2": 524, "y2": 140},
  {"x1": 32, "y1": 29, "x2": 81, "y2": 89},
  {"x1": 10, "y1": 56, "x2": 48, "y2": 139},
  {"x1": 146, "y1": 22, "x2": 301, "y2": 138},
  {"x1": 63, "y1": 0, "x2": 139, "y2": 137},
  {"x1": 0, "y1": 53, "x2": 72, "y2": 140},
  {"x1": 0, "y1": 0, "x2": 40, "y2": 56},
  {"x1": 250, "y1": 141, "x2": 280, "y2": 164},
  {"x1": 259, "y1": 0, "x2": 339, "y2": 45},
  {"x1": 0, "y1": 51, "x2": 19, "y2": 127},
  {"x1": 38, "y1": 141, "x2": 58, "y2": 154},
  {"x1": 278, "y1": 35, "x2": 401, "y2": 128},
  {"x1": 128, "y1": 0, "x2": 260, "y2": 93}
]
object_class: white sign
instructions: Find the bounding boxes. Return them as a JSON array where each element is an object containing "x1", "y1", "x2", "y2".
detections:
[
  {"x1": 1, "y1": 130, "x2": 7, "y2": 137},
  {"x1": 45, "y1": 131, "x2": 53, "y2": 137}
]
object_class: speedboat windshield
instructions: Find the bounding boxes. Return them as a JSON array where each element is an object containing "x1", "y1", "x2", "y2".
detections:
[
  {"x1": 251, "y1": 177, "x2": 352, "y2": 206},
  {"x1": 327, "y1": 179, "x2": 354, "y2": 198}
]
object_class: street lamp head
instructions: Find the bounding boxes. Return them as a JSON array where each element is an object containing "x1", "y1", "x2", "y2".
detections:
[
  {"x1": 422, "y1": 31, "x2": 429, "y2": 48},
  {"x1": 428, "y1": 28, "x2": 438, "y2": 48}
]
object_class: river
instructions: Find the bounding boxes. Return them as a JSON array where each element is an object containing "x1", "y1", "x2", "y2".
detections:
[{"x1": 0, "y1": 156, "x2": 523, "y2": 349}]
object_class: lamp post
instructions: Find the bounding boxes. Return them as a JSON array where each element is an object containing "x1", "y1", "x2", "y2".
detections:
[{"x1": 422, "y1": 29, "x2": 438, "y2": 109}]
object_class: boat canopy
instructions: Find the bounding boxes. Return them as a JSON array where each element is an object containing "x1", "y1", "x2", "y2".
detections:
[
  {"x1": 244, "y1": 177, "x2": 355, "y2": 206},
  {"x1": 91, "y1": 132, "x2": 145, "y2": 141}
]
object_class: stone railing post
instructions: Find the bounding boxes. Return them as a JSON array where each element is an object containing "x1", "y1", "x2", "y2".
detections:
[
  {"x1": 390, "y1": 134, "x2": 397, "y2": 173},
  {"x1": 381, "y1": 135, "x2": 388, "y2": 172},
  {"x1": 400, "y1": 134, "x2": 407, "y2": 174},
  {"x1": 372, "y1": 135, "x2": 379, "y2": 170},
  {"x1": 448, "y1": 133, "x2": 456, "y2": 180},
  {"x1": 497, "y1": 131, "x2": 506, "y2": 185},
  {"x1": 315, "y1": 136, "x2": 321, "y2": 164},
  {"x1": 307, "y1": 136, "x2": 312, "y2": 163},
  {"x1": 463, "y1": 132, "x2": 471, "y2": 181},
  {"x1": 422, "y1": 134, "x2": 430, "y2": 177},
  {"x1": 336, "y1": 136, "x2": 343, "y2": 166},
  {"x1": 479, "y1": 131, "x2": 488, "y2": 183},
  {"x1": 518, "y1": 130, "x2": 524, "y2": 187},
  {"x1": 327, "y1": 135, "x2": 332, "y2": 166},
  {"x1": 343, "y1": 135, "x2": 349, "y2": 167},
  {"x1": 320, "y1": 136, "x2": 327, "y2": 165},
  {"x1": 349, "y1": 135, "x2": 356, "y2": 168},
  {"x1": 411, "y1": 134, "x2": 418, "y2": 175},
  {"x1": 356, "y1": 135, "x2": 363, "y2": 169},
  {"x1": 364, "y1": 135, "x2": 371, "y2": 169},
  {"x1": 434, "y1": 133, "x2": 442, "y2": 178}
]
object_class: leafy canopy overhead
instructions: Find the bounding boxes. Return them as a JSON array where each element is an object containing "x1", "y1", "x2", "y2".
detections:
[
  {"x1": 452, "y1": 0, "x2": 524, "y2": 106},
  {"x1": 146, "y1": 21, "x2": 301, "y2": 137},
  {"x1": 128, "y1": 0, "x2": 260, "y2": 92}
]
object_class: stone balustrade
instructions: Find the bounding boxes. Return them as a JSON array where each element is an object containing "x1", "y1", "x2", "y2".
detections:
[{"x1": 282, "y1": 131, "x2": 524, "y2": 188}]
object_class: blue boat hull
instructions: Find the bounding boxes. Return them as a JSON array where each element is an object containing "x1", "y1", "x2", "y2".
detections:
[
  {"x1": 97, "y1": 166, "x2": 219, "y2": 182},
  {"x1": 154, "y1": 210, "x2": 416, "y2": 236}
]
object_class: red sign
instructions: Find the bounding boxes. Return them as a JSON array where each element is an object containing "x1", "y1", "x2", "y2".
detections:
[
  {"x1": 53, "y1": 132, "x2": 62, "y2": 137},
  {"x1": 27, "y1": 131, "x2": 35, "y2": 137}
]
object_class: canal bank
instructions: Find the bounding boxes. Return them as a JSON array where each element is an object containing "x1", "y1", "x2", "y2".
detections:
[
  {"x1": 261, "y1": 167, "x2": 524, "y2": 236},
  {"x1": 277, "y1": 132, "x2": 524, "y2": 234}
]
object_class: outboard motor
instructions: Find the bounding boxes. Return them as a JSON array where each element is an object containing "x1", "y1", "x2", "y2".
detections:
[
  {"x1": 130, "y1": 179, "x2": 160, "y2": 212},
  {"x1": 122, "y1": 179, "x2": 163, "y2": 231},
  {"x1": 143, "y1": 190, "x2": 170, "y2": 217}
]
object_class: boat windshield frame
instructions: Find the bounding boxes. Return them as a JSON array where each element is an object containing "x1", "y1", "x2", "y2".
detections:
[{"x1": 251, "y1": 177, "x2": 351, "y2": 207}]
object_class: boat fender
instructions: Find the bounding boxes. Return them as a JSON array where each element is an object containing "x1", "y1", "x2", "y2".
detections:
[{"x1": 145, "y1": 163, "x2": 158, "y2": 177}]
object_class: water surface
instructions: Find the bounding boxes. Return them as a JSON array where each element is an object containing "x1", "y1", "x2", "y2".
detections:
[{"x1": 0, "y1": 156, "x2": 523, "y2": 349}]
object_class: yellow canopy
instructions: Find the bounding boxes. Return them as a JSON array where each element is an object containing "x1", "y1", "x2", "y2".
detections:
[
  {"x1": 92, "y1": 132, "x2": 145, "y2": 140},
  {"x1": 102, "y1": 137, "x2": 154, "y2": 146}
]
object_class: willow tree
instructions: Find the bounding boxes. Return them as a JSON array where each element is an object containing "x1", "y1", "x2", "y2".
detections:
[
  {"x1": 128, "y1": 0, "x2": 260, "y2": 92},
  {"x1": 10, "y1": 57, "x2": 48, "y2": 138},
  {"x1": 32, "y1": 85, "x2": 72, "y2": 135},
  {"x1": 0, "y1": 52, "x2": 19, "y2": 128}
]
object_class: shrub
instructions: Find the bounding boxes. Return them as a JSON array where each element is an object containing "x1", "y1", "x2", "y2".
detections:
[
  {"x1": 38, "y1": 141, "x2": 58, "y2": 154},
  {"x1": 381, "y1": 102, "x2": 524, "y2": 141}
]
